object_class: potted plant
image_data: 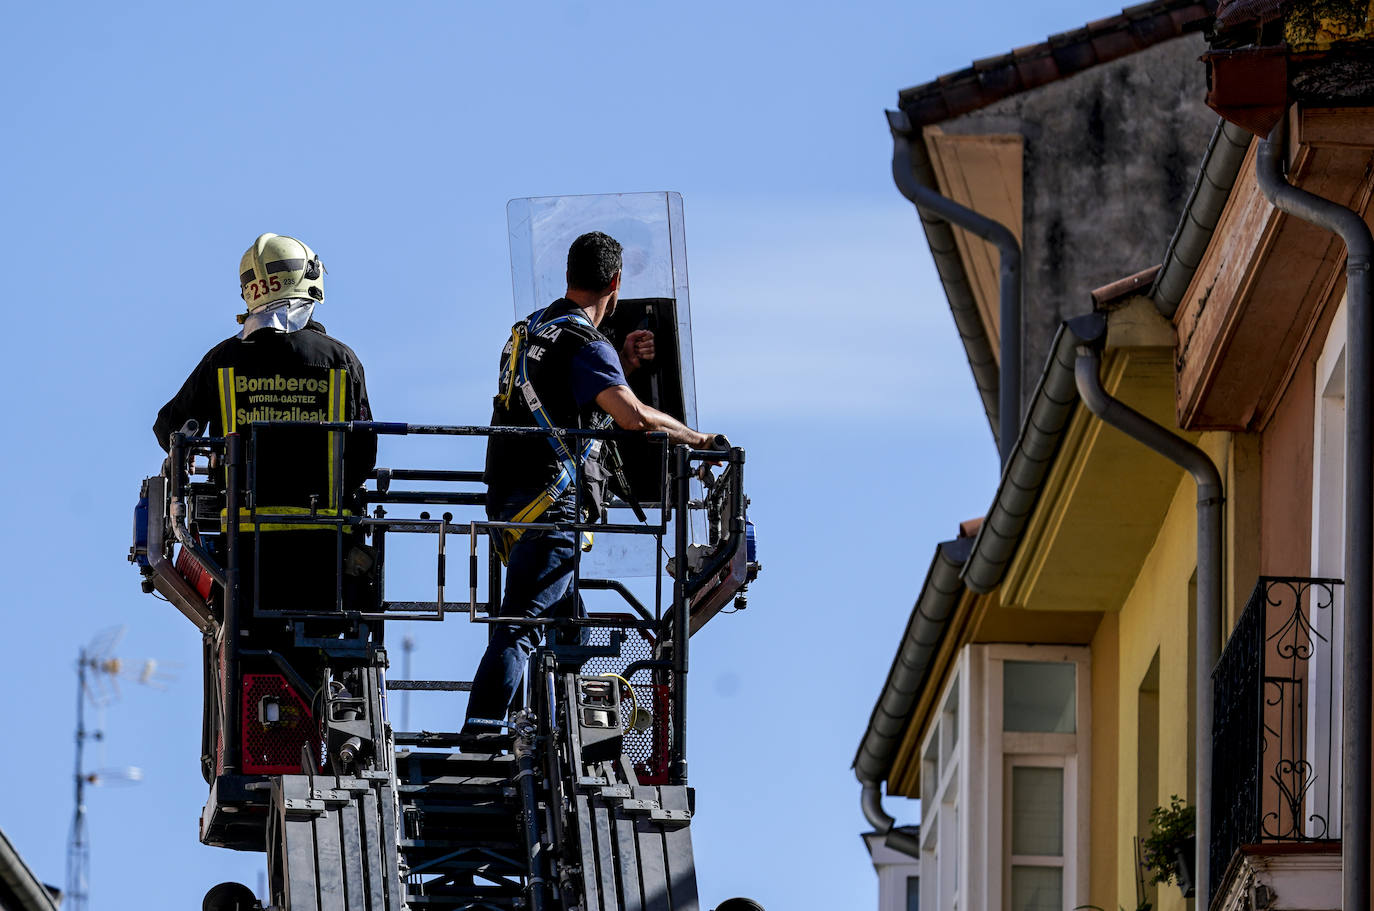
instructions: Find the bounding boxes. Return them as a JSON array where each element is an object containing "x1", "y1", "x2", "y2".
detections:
[{"x1": 1140, "y1": 795, "x2": 1197, "y2": 898}]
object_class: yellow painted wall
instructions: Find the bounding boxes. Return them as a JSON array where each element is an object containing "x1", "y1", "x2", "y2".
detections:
[
  {"x1": 1097, "y1": 430, "x2": 1229, "y2": 910},
  {"x1": 1108, "y1": 472, "x2": 1196, "y2": 911},
  {"x1": 1089, "y1": 611, "x2": 1120, "y2": 911}
]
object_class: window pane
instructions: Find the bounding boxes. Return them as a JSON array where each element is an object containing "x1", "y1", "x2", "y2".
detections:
[
  {"x1": 1004, "y1": 661, "x2": 1076, "y2": 732},
  {"x1": 941, "y1": 685, "x2": 960, "y2": 767},
  {"x1": 905, "y1": 874, "x2": 920, "y2": 911},
  {"x1": 1012, "y1": 767, "x2": 1064, "y2": 856},
  {"x1": 1011, "y1": 866, "x2": 1062, "y2": 911}
]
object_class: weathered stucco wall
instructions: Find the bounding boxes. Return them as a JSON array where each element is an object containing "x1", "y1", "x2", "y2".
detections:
[{"x1": 936, "y1": 35, "x2": 1216, "y2": 420}]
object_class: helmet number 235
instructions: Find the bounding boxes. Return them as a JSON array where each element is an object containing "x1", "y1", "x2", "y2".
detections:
[{"x1": 246, "y1": 277, "x2": 283, "y2": 301}]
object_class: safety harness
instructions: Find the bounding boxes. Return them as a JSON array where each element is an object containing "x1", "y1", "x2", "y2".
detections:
[{"x1": 491, "y1": 306, "x2": 611, "y2": 563}]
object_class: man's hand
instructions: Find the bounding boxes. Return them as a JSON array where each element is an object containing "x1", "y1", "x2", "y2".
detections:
[
  {"x1": 619, "y1": 329, "x2": 656, "y2": 374},
  {"x1": 696, "y1": 431, "x2": 729, "y2": 464}
]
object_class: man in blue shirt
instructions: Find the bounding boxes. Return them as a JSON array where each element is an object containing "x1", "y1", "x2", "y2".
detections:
[{"x1": 464, "y1": 231, "x2": 721, "y2": 734}]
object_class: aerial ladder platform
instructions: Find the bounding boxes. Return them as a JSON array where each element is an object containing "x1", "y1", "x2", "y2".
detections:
[
  {"x1": 131, "y1": 188, "x2": 761, "y2": 911},
  {"x1": 134, "y1": 416, "x2": 757, "y2": 911}
]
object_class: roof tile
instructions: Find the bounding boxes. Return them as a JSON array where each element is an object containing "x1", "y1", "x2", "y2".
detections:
[
  {"x1": 897, "y1": 0, "x2": 1211, "y2": 126},
  {"x1": 1215, "y1": 0, "x2": 1287, "y2": 31},
  {"x1": 1085, "y1": 13, "x2": 1130, "y2": 31},
  {"x1": 1091, "y1": 27, "x2": 1146, "y2": 60},
  {"x1": 973, "y1": 52, "x2": 1016, "y2": 72},
  {"x1": 1051, "y1": 39, "x2": 1102, "y2": 75},
  {"x1": 1015, "y1": 55, "x2": 1063, "y2": 88}
]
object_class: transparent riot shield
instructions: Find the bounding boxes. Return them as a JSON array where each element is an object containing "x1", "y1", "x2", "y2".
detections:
[{"x1": 507, "y1": 192, "x2": 701, "y2": 577}]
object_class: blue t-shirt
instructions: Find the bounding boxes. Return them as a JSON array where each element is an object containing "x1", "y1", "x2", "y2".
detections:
[{"x1": 570, "y1": 338, "x2": 627, "y2": 408}]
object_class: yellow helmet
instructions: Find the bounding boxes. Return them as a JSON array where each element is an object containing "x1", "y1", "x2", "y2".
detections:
[{"x1": 238, "y1": 233, "x2": 324, "y2": 310}]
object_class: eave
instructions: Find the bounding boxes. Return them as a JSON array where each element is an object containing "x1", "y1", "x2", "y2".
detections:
[
  {"x1": 1173, "y1": 104, "x2": 1374, "y2": 431},
  {"x1": 884, "y1": 297, "x2": 1181, "y2": 796},
  {"x1": 1000, "y1": 298, "x2": 1187, "y2": 614}
]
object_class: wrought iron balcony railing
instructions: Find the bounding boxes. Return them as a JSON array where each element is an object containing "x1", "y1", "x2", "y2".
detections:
[{"x1": 1209, "y1": 576, "x2": 1341, "y2": 902}]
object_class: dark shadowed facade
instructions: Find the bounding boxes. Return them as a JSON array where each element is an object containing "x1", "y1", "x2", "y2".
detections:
[{"x1": 896, "y1": 23, "x2": 1216, "y2": 440}]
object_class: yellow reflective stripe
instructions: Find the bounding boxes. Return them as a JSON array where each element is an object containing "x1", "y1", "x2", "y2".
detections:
[
  {"x1": 221, "y1": 505, "x2": 353, "y2": 533},
  {"x1": 223, "y1": 506, "x2": 353, "y2": 517},
  {"x1": 326, "y1": 368, "x2": 347, "y2": 506},
  {"x1": 217, "y1": 368, "x2": 237, "y2": 433},
  {"x1": 496, "y1": 325, "x2": 524, "y2": 409}
]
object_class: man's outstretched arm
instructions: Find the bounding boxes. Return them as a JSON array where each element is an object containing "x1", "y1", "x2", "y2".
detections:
[{"x1": 595, "y1": 384, "x2": 719, "y2": 449}]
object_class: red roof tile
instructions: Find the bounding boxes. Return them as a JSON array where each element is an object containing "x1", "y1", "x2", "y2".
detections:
[{"x1": 897, "y1": 0, "x2": 1212, "y2": 126}]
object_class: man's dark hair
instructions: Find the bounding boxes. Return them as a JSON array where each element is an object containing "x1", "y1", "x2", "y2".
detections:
[{"x1": 566, "y1": 231, "x2": 623, "y2": 292}]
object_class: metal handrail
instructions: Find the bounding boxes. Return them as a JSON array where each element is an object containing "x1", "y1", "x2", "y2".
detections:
[
  {"x1": 1210, "y1": 575, "x2": 1343, "y2": 902},
  {"x1": 158, "y1": 419, "x2": 745, "y2": 795}
]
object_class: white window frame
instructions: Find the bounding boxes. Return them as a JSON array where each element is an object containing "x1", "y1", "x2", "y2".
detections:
[
  {"x1": 1004, "y1": 755, "x2": 1071, "y2": 908},
  {"x1": 920, "y1": 654, "x2": 970, "y2": 911},
  {"x1": 1309, "y1": 292, "x2": 1346, "y2": 836},
  {"x1": 915, "y1": 644, "x2": 1090, "y2": 911}
]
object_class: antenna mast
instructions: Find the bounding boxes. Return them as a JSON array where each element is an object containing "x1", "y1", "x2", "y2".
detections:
[{"x1": 66, "y1": 627, "x2": 170, "y2": 911}]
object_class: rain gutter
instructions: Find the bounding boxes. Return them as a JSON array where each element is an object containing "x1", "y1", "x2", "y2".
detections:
[
  {"x1": 854, "y1": 313, "x2": 1106, "y2": 851},
  {"x1": 1255, "y1": 118, "x2": 1372, "y2": 911},
  {"x1": 961, "y1": 314, "x2": 1106, "y2": 593},
  {"x1": 1151, "y1": 117, "x2": 1254, "y2": 318},
  {"x1": 888, "y1": 109, "x2": 1019, "y2": 462},
  {"x1": 1073, "y1": 340, "x2": 1223, "y2": 901},
  {"x1": 854, "y1": 536, "x2": 973, "y2": 857}
]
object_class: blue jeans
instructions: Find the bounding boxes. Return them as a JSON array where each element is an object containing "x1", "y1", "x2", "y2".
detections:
[{"x1": 463, "y1": 494, "x2": 584, "y2": 731}]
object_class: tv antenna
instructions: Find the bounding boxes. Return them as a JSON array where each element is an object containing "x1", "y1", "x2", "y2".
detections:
[{"x1": 66, "y1": 626, "x2": 173, "y2": 911}]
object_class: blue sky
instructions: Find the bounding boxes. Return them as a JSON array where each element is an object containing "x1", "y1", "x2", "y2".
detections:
[{"x1": 2, "y1": 2, "x2": 1130, "y2": 908}]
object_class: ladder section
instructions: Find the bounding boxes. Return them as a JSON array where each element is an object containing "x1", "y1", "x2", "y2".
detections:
[
  {"x1": 571, "y1": 782, "x2": 700, "y2": 911},
  {"x1": 395, "y1": 744, "x2": 531, "y2": 910},
  {"x1": 266, "y1": 772, "x2": 407, "y2": 911}
]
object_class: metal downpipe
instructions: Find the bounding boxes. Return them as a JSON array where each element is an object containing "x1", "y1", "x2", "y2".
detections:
[
  {"x1": 860, "y1": 781, "x2": 922, "y2": 858},
  {"x1": 889, "y1": 109, "x2": 1023, "y2": 465},
  {"x1": 1255, "y1": 119, "x2": 1373, "y2": 911},
  {"x1": 1074, "y1": 346, "x2": 1223, "y2": 899}
]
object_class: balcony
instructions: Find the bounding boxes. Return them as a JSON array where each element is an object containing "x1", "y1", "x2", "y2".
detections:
[{"x1": 1209, "y1": 576, "x2": 1341, "y2": 906}]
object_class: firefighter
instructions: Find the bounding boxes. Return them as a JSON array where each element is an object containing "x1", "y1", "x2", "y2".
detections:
[
  {"x1": 154, "y1": 233, "x2": 377, "y2": 614},
  {"x1": 462, "y1": 231, "x2": 723, "y2": 734}
]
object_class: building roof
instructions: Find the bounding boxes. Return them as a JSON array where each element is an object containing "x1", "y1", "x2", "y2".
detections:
[
  {"x1": 897, "y1": 1, "x2": 1213, "y2": 126},
  {"x1": 891, "y1": 1, "x2": 1215, "y2": 446},
  {"x1": 0, "y1": 827, "x2": 60, "y2": 911},
  {"x1": 1213, "y1": 0, "x2": 1285, "y2": 32}
]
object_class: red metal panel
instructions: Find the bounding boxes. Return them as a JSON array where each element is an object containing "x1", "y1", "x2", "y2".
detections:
[
  {"x1": 241, "y1": 673, "x2": 318, "y2": 775},
  {"x1": 175, "y1": 545, "x2": 215, "y2": 600}
]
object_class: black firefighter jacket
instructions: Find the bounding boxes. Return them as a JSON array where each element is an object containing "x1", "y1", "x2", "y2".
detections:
[{"x1": 153, "y1": 321, "x2": 377, "y2": 510}]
